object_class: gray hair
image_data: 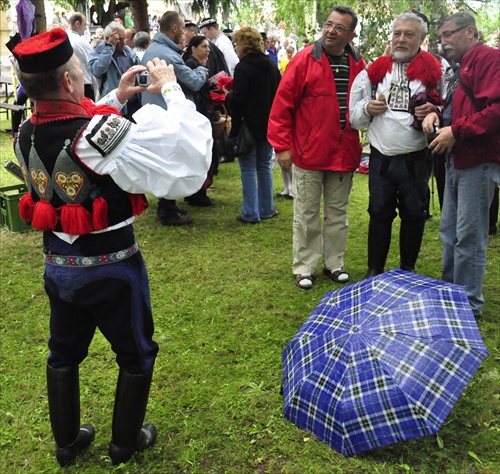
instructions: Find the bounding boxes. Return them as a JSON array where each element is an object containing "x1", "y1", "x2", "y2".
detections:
[
  {"x1": 134, "y1": 31, "x2": 151, "y2": 49},
  {"x1": 440, "y1": 12, "x2": 479, "y2": 39},
  {"x1": 393, "y1": 11, "x2": 428, "y2": 36},
  {"x1": 104, "y1": 21, "x2": 125, "y2": 40}
]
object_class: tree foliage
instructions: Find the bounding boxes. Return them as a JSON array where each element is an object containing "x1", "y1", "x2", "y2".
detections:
[{"x1": 263, "y1": 0, "x2": 498, "y2": 57}]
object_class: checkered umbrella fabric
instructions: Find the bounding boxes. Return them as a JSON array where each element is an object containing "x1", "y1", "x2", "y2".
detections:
[{"x1": 282, "y1": 270, "x2": 488, "y2": 456}]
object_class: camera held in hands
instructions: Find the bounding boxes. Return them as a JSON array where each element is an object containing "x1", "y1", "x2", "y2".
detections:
[
  {"x1": 427, "y1": 123, "x2": 441, "y2": 144},
  {"x1": 135, "y1": 71, "x2": 152, "y2": 87}
]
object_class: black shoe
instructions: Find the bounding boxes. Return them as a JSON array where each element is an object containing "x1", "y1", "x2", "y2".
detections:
[
  {"x1": 109, "y1": 424, "x2": 157, "y2": 465},
  {"x1": 489, "y1": 224, "x2": 497, "y2": 235},
  {"x1": 365, "y1": 268, "x2": 384, "y2": 278},
  {"x1": 185, "y1": 195, "x2": 214, "y2": 207},
  {"x1": 109, "y1": 369, "x2": 156, "y2": 465},
  {"x1": 56, "y1": 425, "x2": 95, "y2": 467},
  {"x1": 219, "y1": 155, "x2": 235, "y2": 163},
  {"x1": 47, "y1": 364, "x2": 95, "y2": 467},
  {"x1": 176, "y1": 206, "x2": 188, "y2": 216},
  {"x1": 261, "y1": 210, "x2": 279, "y2": 219},
  {"x1": 160, "y1": 214, "x2": 194, "y2": 226},
  {"x1": 236, "y1": 215, "x2": 258, "y2": 224}
]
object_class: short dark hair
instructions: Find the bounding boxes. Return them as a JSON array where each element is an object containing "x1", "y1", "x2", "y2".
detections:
[
  {"x1": 331, "y1": 5, "x2": 358, "y2": 31},
  {"x1": 439, "y1": 12, "x2": 479, "y2": 39},
  {"x1": 159, "y1": 11, "x2": 181, "y2": 34},
  {"x1": 69, "y1": 12, "x2": 84, "y2": 27},
  {"x1": 187, "y1": 35, "x2": 208, "y2": 52}
]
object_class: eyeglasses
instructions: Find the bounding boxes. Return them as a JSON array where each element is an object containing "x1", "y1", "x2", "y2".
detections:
[
  {"x1": 323, "y1": 22, "x2": 353, "y2": 33},
  {"x1": 437, "y1": 25, "x2": 468, "y2": 43}
]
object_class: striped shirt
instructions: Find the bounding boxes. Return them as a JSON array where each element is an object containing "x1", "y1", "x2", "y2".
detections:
[{"x1": 327, "y1": 52, "x2": 350, "y2": 129}]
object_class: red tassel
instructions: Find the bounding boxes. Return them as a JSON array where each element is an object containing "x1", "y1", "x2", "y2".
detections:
[
  {"x1": 19, "y1": 193, "x2": 35, "y2": 222},
  {"x1": 31, "y1": 199, "x2": 59, "y2": 231},
  {"x1": 368, "y1": 55, "x2": 393, "y2": 86},
  {"x1": 60, "y1": 204, "x2": 93, "y2": 235},
  {"x1": 368, "y1": 52, "x2": 442, "y2": 89},
  {"x1": 407, "y1": 51, "x2": 442, "y2": 88},
  {"x1": 92, "y1": 196, "x2": 109, "y2": 230},
  {"x1": 129, "y1": 194, "x2": 147, "y2": 216}
]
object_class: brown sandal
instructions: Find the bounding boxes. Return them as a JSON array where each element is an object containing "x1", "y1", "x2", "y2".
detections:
[
  {"x1": 323, "y1": 268, "x2": 350, "y2": 284},
  {"x1": 295, "y1": 274, "x2": 314, "y2": 289}
]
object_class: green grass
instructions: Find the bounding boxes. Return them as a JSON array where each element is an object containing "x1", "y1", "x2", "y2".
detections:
[{"x1": 0, "y1": 126, "x2": 499, "y2": 474}]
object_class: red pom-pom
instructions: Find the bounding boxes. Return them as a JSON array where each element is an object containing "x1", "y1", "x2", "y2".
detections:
[
  {"x1": 92, "y1": 196, "x2": 109, "y2": 230},
  {"x1": 129, "y1": 194, "x2": 147, "y2": 216},
  {"x1": 60, "y1": 204, "x2": 93, "y2": 235},
  {"x1": 19, "y1": 193, "x2": 35, "y2": 222},
  {"x1": 407, "y1": 51, "x2": 441, "y2": 88},
  {"x1": 32, "y1": 199, "x2": 58, "y2": 231},
  {"x1": 368, "y1": 56, "x2": 393, "y2": 86}
]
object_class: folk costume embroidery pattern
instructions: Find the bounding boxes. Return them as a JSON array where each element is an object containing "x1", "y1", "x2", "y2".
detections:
[{"x1": 86, "y1": 115, "x2": 132, "y2": 157}]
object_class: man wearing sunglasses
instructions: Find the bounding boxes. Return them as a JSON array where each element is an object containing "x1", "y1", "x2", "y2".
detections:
[
  {"x1": 423, "y1": 12, "x2": 500, "y2": 318},
  {"x1": 350, "y1": 11, "x2": 447, "y2": 278}
]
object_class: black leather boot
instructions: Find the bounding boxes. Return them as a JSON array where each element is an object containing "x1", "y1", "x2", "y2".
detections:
[
  {"x1": 46, "y1": 364, "x2": 95, "y2": 467},
  {"x1": 399, "y1": 219, "x2": 426, "y2": 272},
  {"x1": 366, "y1": 218, "x2": 392, "y2": 278},
  {"x1": 109, "y1": 369, "x2": 157, "y2": 465}
]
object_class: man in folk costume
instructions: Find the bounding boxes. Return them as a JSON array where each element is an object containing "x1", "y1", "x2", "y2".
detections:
[
  {"x1": 12, "y1": 29, "x2": 212, "y2": 466},
  {"x1": 350, "y1": 11, "x2": 447, "y2": 278}
]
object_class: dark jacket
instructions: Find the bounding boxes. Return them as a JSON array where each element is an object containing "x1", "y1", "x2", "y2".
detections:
[
  {"x1": 207, "y1": 41, "x2": 230, "y2": 77},
  {"x1": 225, "y1": 51, "x2": 281, "y2": 141}
]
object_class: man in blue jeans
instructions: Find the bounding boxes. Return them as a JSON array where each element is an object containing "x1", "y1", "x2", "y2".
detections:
[{"x1": 423, "y1": 12, "x2": 500, "y2": 317}]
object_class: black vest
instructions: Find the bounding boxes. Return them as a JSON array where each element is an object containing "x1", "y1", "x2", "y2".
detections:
[{"x1": 15, "y1": 117, "x2": 144, "y2": 234}]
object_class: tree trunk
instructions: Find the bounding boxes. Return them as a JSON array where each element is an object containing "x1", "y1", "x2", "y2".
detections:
[
  {"x1": 32, "y1": 0, "x2": 46, "y2": 33},
  {"x1": 129, "y1": 0, "x2": 149, "y2": 32}
]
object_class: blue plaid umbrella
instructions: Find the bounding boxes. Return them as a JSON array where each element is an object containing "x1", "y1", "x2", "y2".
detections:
[{"x1": 282, "y1": 270, "x2": 488, "y2": 456}]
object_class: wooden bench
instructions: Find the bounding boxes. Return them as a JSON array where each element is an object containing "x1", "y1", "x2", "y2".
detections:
[
  {"x1": 0, "y1": 102, "x2": 29, "y2": 113},
  {"x1": 0, "y1": 75, "x2": 14, "y2": 101},
  {"x1": 0, "y1": 102, "x2": 31, "y2": 134}
]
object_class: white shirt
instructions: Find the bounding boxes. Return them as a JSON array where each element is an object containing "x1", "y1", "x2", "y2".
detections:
[
  {"x1": 67, "y1": 29, "x2": 94, "y2": 86},
  {"x1": 350, "y1": 57, "x2": 448, "y2": 156},
  {"x1": 53, "y1": 84, "x2": 213, "y2": 243},
  {"x1": 213, "y1": 33, "x2": 239, "y2": 77}
]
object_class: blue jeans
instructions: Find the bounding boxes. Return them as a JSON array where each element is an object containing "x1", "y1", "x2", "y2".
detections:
[
  {"x1": 238, "y1": 140, "x2": 275, "y2": 222},
  {"x1": 440, "y1": 156, "x2": 500, "y2": 315}
]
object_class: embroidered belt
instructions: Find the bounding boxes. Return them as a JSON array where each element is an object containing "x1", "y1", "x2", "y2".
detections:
[{"x1": 45, "y1": 243, "x2": 139, "y2": 267}]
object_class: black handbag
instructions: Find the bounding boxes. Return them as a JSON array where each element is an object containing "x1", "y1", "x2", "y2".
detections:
[{"x1": 220, "y1": 120, "x2": 255, "y2": 158}]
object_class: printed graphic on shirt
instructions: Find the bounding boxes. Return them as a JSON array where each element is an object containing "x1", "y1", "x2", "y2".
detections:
[{"x1": 85, "y1": 115, "x2": 132, "y2": 157}]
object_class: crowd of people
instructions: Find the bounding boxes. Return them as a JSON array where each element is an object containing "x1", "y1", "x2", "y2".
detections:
[{"x1": 6, "y1": 4, "x2": 499, "y2": 468}]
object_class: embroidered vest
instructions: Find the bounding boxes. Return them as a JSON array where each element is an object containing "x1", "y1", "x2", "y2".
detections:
[{"x1": 15, "y1": 117, "x2": 147, "y2": 235}]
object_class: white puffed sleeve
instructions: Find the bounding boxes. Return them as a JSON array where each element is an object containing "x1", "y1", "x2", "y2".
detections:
[
  {"x1": 76, "y1": 84, "x2": 213, "y2": 200},
  {"x1": 349, "y1": 70, "x2": 373, "y2": 131}
]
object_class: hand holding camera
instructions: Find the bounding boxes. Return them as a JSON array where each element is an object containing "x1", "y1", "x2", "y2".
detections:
[
  {"x1": 145, "y1": 58, "x2": 176, "y2": 94},
  {"x1": 116, "y1": 59, "x2": 177, "y2": 103}
]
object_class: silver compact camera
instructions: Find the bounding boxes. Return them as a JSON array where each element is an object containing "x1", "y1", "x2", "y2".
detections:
[{"x1": 136, "y1": 71, "x2": 152, "y2": 87}]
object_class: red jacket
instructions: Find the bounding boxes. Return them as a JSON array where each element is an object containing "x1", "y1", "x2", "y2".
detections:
[
  {"x1": 451, "y1": 42, "x2": 500, "y2": 169},
  {"x1": 267, "y1": 41, "x2": 365, "y2": 172}
]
